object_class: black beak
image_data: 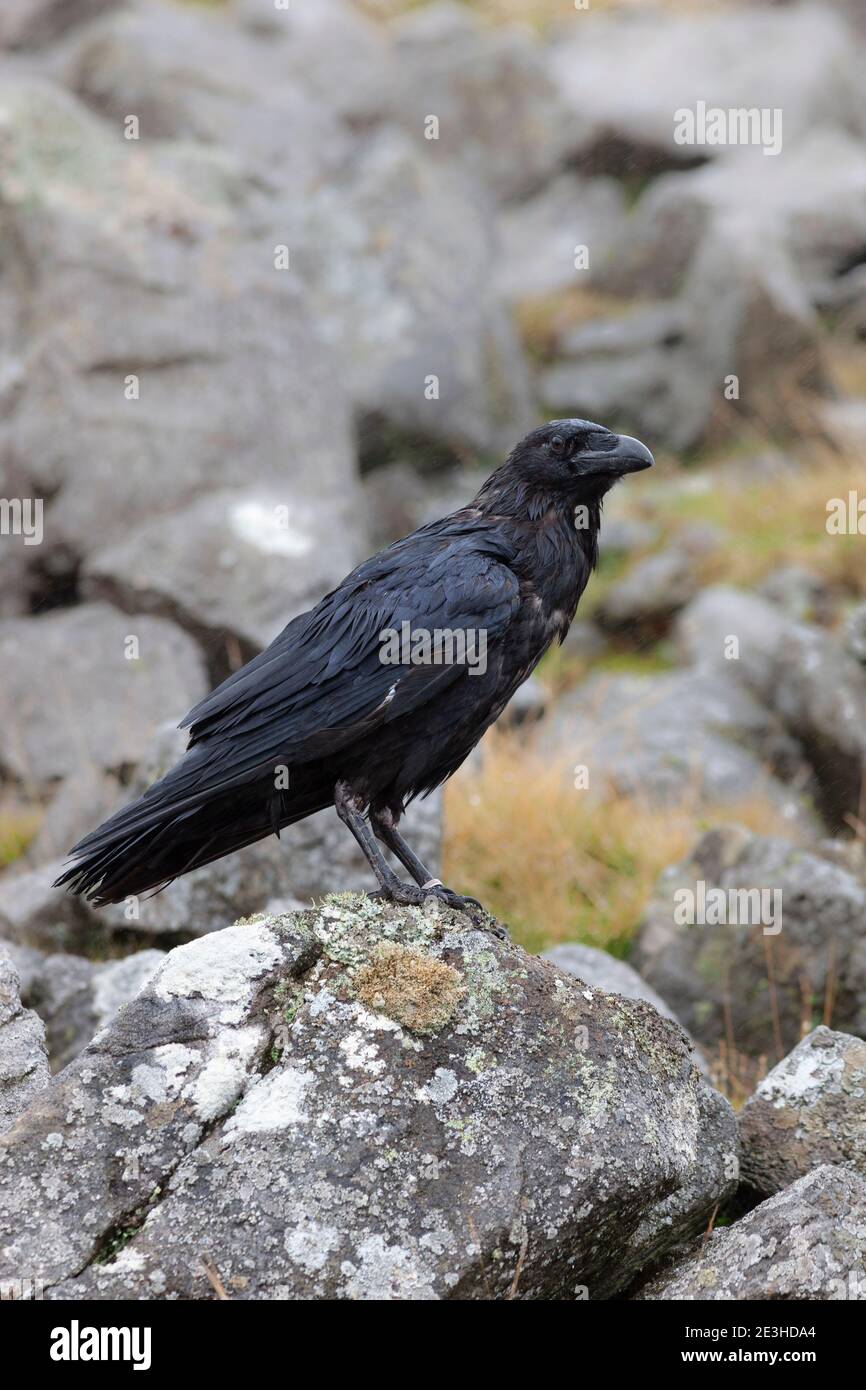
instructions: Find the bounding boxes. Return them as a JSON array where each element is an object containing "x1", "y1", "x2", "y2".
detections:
[{"x1": 584, "y1": 433, "x2": 654, "y2": 476}]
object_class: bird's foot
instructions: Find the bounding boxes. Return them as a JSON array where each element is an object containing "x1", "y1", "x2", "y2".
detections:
[{"x1": 367, "y1": 882, "x2": 508, "y2": 937}]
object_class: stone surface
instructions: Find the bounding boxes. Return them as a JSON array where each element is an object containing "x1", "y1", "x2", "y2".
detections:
[
  {"x1": 549, "y1": 8, "x2": 866, "y2": 172},
  {"x1": 496, "y1": 173, "x2": 626, "y2": 302},
  {"x1": 0, "y1": 897, "x2": 736, "y2": 1300},
  {"x1": 0, "y1": 74, "x2": 361, "y2": 601},
  {"x1": 391, "y1": 2, "x2": 573, "y2": 203},
  {"x1": 0, "y1": 0, "x2": 116, "y2": 49},
  {"x1": 676, "y1": 587, "x2": 866, "y2": 830},
  {"x1": 633, "y1": 826, "x2": 866, "y2": 1056},
  {"x1": 543, "y1": 941, "x2": 708, "y2": 1075},
  {"x1": 20, "y1": 948, "x2": 164, "y2": 1071},
  {"x1": 739, "y1": 1027, "x2": 866, "y2": 1196},
  {"x1": 594, "y1": 548, "x2": 698, "y2": 635},
  {"x1": 542, "y1": 666, "x2": 810, "y2": 821},
  {"x1": 83, "y1": 486, "x2": 366, "y2": 657},
  {"x1": 0, "y1": 603, "x2": 208, "y2": 789},
  {"x1": 636, "y1": 1165, "x2": 866, "y2": 1300},
  {"x1": 0, "y1": 950, "x2": 49, "y2": 1135},
  {"x1": 265, "y1": 126, "x2": 534, "y2": 455}
]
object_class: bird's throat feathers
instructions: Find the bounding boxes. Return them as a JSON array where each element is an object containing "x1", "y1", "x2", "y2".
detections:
[{"x1": 473, "y1": 464, "x2": 604, "y2": 569}]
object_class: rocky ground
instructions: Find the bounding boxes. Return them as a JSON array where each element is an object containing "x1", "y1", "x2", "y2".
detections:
[{"x1": 1, "y1": 0, "x2": 865, "y2": 1299}]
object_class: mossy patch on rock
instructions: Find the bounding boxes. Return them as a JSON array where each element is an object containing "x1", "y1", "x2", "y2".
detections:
[{"x1": 353, "y1": 941, "x2": 464, "y2": 1035}]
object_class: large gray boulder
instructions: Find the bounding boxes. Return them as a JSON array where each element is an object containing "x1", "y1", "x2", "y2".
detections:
[
  {"x1": 0, "y1": 76, "x2": 362, "y2": 605},
  {"x1": 8, "y1": 946, "x2": 164, "y2": 1072},
  {"x1": 83, "y1": 485, "x2": 366, "y2": 656},
  {"x1": 677, "y1": 587, "x2": 866, "y2": 830},
  {"x1": 633, "y1": 826, "x2": 866, "y2": 1056},
  {"x1": 739, "y1": 1027, "x2": 866, "y2": 1196},
  {"x1": 542, "y1": 941, "x2": 709, "y2": 1075},
  {"x1": 265, "y1": 125, "x2": 533, "y2": 456},
  {"x1": 549, "y1": 7, "x2": 866, "y2": 172},
  {"x1": 636, "y1": 1165, "x2": 866, "y2": 1300},
  {"x1": 391, "y1": 2, "x2": 574, "y2": 203},
  {"x1": 0, "y1": 603, "x2": 208, "y2": 788},
  {"x1": 542, "y1": 666, "x2": 810, "y2": 822},
  {"x1": 0, "y1": 897, "x2": 736, "y2": 1300},
  {"x1": 0, "y1": 951, "x2": 48, "y2": 1135},
  {"x1": 495, "y1": 174, "x2": 626, "y2": 303},
  {"x1": 0, "y1": 0, "x2": 117, "y2": 48},
  {"x1": 604, "y1": 129, "x2": 866, "y2": 306}
]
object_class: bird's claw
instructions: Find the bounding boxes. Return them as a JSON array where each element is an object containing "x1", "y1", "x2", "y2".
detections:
[{"x1": 368, "y1": 882, "x2": 502, "y2": 929}]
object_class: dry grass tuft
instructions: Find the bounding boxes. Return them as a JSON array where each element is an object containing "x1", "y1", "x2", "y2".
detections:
[{"x1": 443, "y1": 728, "x2": 806, "y2": 954}]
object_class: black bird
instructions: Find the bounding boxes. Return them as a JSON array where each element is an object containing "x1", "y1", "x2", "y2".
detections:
[{"x1": 55, "y1": 419, "x2": 653, "y2": 912}]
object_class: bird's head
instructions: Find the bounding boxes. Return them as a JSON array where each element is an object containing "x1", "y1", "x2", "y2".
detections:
[
  {"x1": 514, "y1": 418, "x2": 653, "y2": 492},
  {"x1": 476, "y1": 418, "x2": 653, "y2": 520}
]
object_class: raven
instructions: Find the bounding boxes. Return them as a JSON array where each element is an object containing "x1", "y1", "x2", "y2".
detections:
[{"x1": 55, "y1": 419, "x2": 653, "y2": 912}]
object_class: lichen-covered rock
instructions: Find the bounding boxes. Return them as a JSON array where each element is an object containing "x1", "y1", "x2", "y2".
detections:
[
  {"x1": 634, "y1": 826, "x2": 866, "y2": 1056},
  {"x1": 11, "y1": 947, "x2": 165, "y2": 1071},
  {"x1": 0, "y1": 897, "x2": 736, "y2": 1300},
  {"x1": 739, "y1": 1027, "x2": 866, "y2": 1196},
  {"x1": 636, "y1": 1165, "x2": 866, "y2": 1300},
  {"x1": 543, "y1": 942, "x2": 709, "y2": 1078},
  {"x1": 0, "y1": 952, "x2": 49, "y2": 1135}
]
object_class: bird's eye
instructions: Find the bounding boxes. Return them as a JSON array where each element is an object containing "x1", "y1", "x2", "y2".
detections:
[{"x1": 549, "y1": 435, "x2": 566, "y2": 456}]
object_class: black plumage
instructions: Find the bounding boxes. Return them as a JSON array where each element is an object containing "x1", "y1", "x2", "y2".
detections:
[{"x1": 55, "y1": 419, "x2": 653, "y2": 911}]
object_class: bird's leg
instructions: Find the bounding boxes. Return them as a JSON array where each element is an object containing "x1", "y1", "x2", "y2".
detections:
[
  {"x1": 334, "y1": 781, "x2": 424, "y2": 905},
  {"x1": 369, "y1": 806, "x2": 487, "y2": 917}
]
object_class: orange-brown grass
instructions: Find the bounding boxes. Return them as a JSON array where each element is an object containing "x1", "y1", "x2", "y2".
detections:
[{"x1": 443, "y1": 726, "x2": 807, "y2": 954}]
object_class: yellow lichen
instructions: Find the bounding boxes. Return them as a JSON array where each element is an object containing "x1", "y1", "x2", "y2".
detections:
[{"x1": 354, "y1": 942, "x2": 465, "y2": 1035}]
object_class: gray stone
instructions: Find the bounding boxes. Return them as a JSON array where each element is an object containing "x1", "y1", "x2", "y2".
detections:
[
  {"x1": 266, "y1": 126, "x2": 534, "y2": 455},
  {"x1": 739, "y1": 1026, "x2": 866, "y2": 1196},
  {"x1": 845, "y1": 603, "x2": 866, "y2": 665},
  {"x1": 0, "y1": 0, "x2": 116, "y2": 49},
  {"x1": 676, "y1": 586, "x2": 866, "y2": 829},
  {"x1": 604, "y1": 129, "x2": 866, "y2": 306},
  {"x1": 0, "y1": 950, "x2": 48, "y2": 1135},
  {"x1": 0, "y1": 603, "x2": 208, "y2": 788},
  {"x1": 636, "y1": 1165, "x2": 866, "y2": 1300},
  {"x1": 83, "y1": 485, "x2": 366, "y2": 655},
  {"x1": 391, "y1": 2, "x2": 573, "y2": 203},
  {"x1": 0, "y1": 896, "x2": 736, "y2": 1299},
  {"x1": 594, "y1": 548, "x2": 698, "y2": 635},
  {"x1": 27, "y1": 767, "x2": 123, "y2": 866},
  {"x1": 543, "y1": 667, "x2": 810, "y2": 822},
  {"x1": 758, "y1": 565, "x2": 836, "y2": 626},
  {"x1": 0, "y1": 77, "x2": 360, "y2": 588},
  {"x1": 496, "y1": 173, "x2": 626, "y2": 302},
  {"x1": 543, "y1": 941, "x2": 708, "y2": 1074},
  {"x1": 22, "y1": 948, "x2": 164, "y2": 1071},
  {"x1": 633, "y1": 826, "x2": 866, "y2": 1056},
  {"x1": 539, "y1": 302, "x2": 712, "y2": 454},
  {"x1": 549, "y1": 8, "x2": 866, "y2": 173}
]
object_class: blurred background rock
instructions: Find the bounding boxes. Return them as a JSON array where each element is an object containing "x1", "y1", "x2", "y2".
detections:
[{"x1": 0, "y1": 0, "x2": 865, "y2": 1099}]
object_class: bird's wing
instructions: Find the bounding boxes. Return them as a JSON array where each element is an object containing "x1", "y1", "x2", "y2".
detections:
[{"x1": 176, "y1": 520, "x2": 520, "y2": 783}]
